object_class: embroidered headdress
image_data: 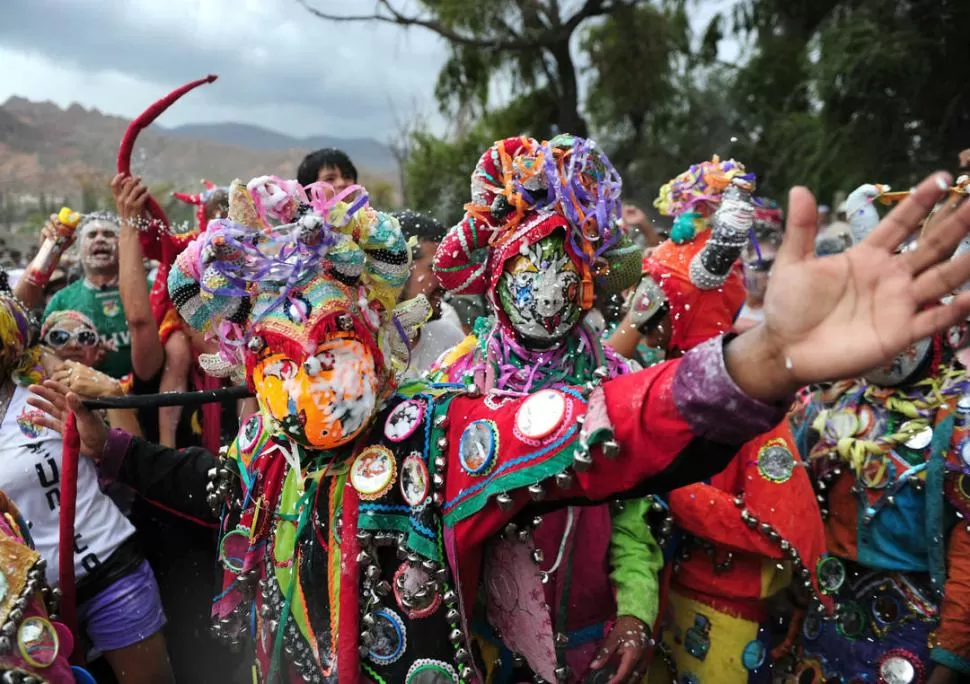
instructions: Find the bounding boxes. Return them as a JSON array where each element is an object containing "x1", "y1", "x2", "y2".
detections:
[
  {"x1": 432, "y1": 135, "x2": 642, "y2": 309},
  {"x1": 168, "y1": 177, "x2": 426, "y2": 390}
]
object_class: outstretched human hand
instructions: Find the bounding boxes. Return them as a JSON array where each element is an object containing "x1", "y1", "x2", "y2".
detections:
[
  {"x1": 728, "y1": 173, "x2": 970, "y2": 402},
  {"x1": 26, "y1": 381, "x2": 108, "y2": 459},
  {"x1": 589, "y1": 615, "x2": 651, "y2": 684}
]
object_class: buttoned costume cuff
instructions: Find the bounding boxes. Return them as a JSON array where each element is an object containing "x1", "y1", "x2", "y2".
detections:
[
  {"x1": 673, "y1": 335, "x2": 791, "y2": 443},
  {"x1": 99, "y1": 428, "x2": 133, "y2": 486}
]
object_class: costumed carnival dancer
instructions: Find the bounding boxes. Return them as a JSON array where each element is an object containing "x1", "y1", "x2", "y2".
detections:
[
  {"x1": 429, "y1": 136, "x2": 661, "y2": 684},
  {"x1": 26, "y1": 147, "x2": 970, "y2": 684},
  {"x1": 608, "y1": 158, "x2": 829, "y2": 683},
  {"x1": 790, "y1": 182, "x2": 970, "y2": 684}
]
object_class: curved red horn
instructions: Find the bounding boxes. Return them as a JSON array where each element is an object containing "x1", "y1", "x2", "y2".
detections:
[
  {"x1": 116, "y1": 74, "x2": 218, "y2": 256},
  {"x1": 173, "y1": 191, "x2": 204, "y2": 206}
]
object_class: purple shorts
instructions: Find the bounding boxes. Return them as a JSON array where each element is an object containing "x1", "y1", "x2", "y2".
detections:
[{"x1": 77, "y1": 560, "x2": 167, "y2": 652}]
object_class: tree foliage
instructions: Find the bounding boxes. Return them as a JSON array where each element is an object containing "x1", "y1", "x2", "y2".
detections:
[{"x1": 304, "y1": 0, "x2": 970, "y2": 217}]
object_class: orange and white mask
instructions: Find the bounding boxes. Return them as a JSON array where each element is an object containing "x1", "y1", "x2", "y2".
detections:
[{"x1": 252, "y1": 334, "x2": 379, "y2": 450}]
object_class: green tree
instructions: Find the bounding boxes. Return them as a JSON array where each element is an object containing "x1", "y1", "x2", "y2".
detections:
[{"x1": 300, "y1": 0, "x2": 652, "y2": 137}]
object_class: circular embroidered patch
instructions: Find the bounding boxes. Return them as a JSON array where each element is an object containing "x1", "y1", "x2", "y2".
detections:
[
  {"x1": 238, "y1": 415, "x2": 264, "y2": 455},
  {"x1": 757, "y1": 440, "x2": 795, "y2": 483},
  {"x1": 351, "y1": 446, "x2": 397, "y2": 500},
  {"x1": 959, "y1": 394, "x2": 970, "y2": 414},
  {"x1": 827, "y1": 410, "x2": 859, "y2": 441},
  {"x1": 367, "y1": 608, "x2": 407, "y2": 665},
  {"x1": 515, "y1": 390, "x2": 566, "y2": 441},
  {"x1": 871, "y1": 594, "x2": 900, "y2": 625},
  {"x1": 947, "y1": 322, "x2": 968, "y2": 350},
  {"x1": 801, "y1": 611, "x2": 822, "y2": 641},
  {"x1": 218, "y1": 528, "x2": 250, "y2": 574},
  {"x1": 960, "y1": 439, "x2": 970, "y2": 468},
  {"x1": 959, "y1": 474, "x2": 970, "y2": 499},
  {"x1": 18, "y1": 617, "x2": 59, "y2": 668},
  {"x1": 459, "y1": 420, "x2": 498, "y2": 476},
  {"x1": 903, "y1": 425, "x2": 933, "y2": 451},
  {"x1": 406, "y1": 659, "x2": 458, "y2": 683},
  {"x1": 817, "y1": 556, "x2": 846, "y2": 595},
  {"x1": 878, "y1": 651, "x2": 919, "y2": 684},
  {"x1": 855, "y1": 404, "x2": 883, "y2": 438},
  {"x1": 400, "y1": 453, "x2": 430, "y2": 508},
  {"x1": 393, "y1": 563, "x2": 441, "y2": 619},
  {"x1": 835, "y1": 603, "x2": 865, "y2": 639},
  {"x1": 385, "y1": 400, "x2": 425, "y2": 443},
  {"x1": 741, "y1": 639, "x2": 766, "y2": 671},
  {"x1": 860, "y1": 454, "x2": 893, "y2": 490}
]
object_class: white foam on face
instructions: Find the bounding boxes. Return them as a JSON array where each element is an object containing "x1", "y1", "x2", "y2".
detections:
[{"x1": 307, "y1": 341, "x2": 378, "y2": 439}]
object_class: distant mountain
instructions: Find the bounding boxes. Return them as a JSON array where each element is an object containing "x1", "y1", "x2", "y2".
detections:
[
  {"x1": 0, "y1": 97, "x2": 398, "y2": 199},
  {"x1": 161, "y1": 122, "x2": 396, "y2": 174}
]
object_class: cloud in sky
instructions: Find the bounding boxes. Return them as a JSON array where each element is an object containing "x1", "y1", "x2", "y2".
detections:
[{"x1": 0, "y1": 0, "x2": 449, "y2": 139}]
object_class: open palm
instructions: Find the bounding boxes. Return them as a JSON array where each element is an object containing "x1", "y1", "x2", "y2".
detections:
[{"x1": 762, "y1": 174, "x2": 970, "y2": 387}]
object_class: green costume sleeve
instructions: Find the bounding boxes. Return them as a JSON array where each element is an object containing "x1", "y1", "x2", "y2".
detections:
[{"x1": 610, "y1": 497, "x2": 663, "y2": 627}]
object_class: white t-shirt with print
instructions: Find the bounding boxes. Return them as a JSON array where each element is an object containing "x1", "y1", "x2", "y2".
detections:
[{"x1": 0, "y1": 385, "x2": 134, "y2": 586}]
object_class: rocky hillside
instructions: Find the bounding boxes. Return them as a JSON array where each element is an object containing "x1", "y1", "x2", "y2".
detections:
[{"x1": 0, "y1": 96, "x2": 397, "y2": 196}]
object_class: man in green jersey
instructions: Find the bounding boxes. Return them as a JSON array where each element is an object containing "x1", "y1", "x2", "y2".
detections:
[{"x1": 44, "y1": 212, "x2": 133, "y2": 379}]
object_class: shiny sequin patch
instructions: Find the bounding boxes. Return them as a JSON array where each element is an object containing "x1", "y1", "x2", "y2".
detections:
[
  {"x1": 878, "y1": 649, "x2": 921, "y2": 684},
  {"x1": 406, "y1": 659, "x2": 458, "y2": 683},
  {"x1": 238, "y1": 414, "x2": 264, "y2": 455},
  {"x1": 741, "y1": 639, "x2": 766, "y2": 670},
  {"x1": 18, "y1": 617, "x2": 59, "y2": 668},
  {"x1": 757, "y1": 439, "x2": 795, "y2": 483},
  {"x1": 514, "y1": 390, "x2": 566, "y2": 441},
  {"x1": 400, "y1": 453, "x2": 430, "y2": 508},
  {"x1": 817, "y1": 556, "x2": 846, "y2": 595},
  {"x1": 385, "y1": 400, "x2": 425, "y2": 443},
  {"x1": 459, "y1": 420, "x2": 498, "y2": 476},
  {"x1": 903, "y1": 424, "x2": 933, "y2": 451},
  {"x1": 351, "y1": 446, "x2": 397, "y2": 501},
  {"x1": 367, "y1": 608, "x2": 407, "y2": 665},
  {"x1": 393, "y1": 563, "x2": 441, "y2": 619}
]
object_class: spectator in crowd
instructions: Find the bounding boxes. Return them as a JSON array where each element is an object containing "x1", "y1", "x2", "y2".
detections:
[
  {"x1": 621, "y1": 202, "x2": 662, "y2": 251},
  {"x1": 393, "y1": 210, "x2": 466, "y2": 378},
  {"x1": 111, "y1": 172, "x2": 250, "y2": 684},
  {"x1": 297, "y1": 147, "x2": 358, "y2": 192},
  {"x1": 40, "y1": 212, "x2": 133, "y2": 380}
]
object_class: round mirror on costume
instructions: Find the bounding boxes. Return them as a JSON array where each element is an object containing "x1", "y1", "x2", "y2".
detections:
[
  {"x1": 252, "y1": 335, "x2": 378, "y2": 449},
  {"x1": 496, "y1": 233, "x2": 583, "y2": 344}
]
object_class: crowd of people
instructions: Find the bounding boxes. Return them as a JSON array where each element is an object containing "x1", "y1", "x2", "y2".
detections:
[{"x1": 0, "y1": 129, "x2": 969, "y2": 684}]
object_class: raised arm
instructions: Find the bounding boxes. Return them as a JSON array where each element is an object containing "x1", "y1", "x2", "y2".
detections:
[{"x1": 112, "y1": 174, "x2": 165, "y2": 381}]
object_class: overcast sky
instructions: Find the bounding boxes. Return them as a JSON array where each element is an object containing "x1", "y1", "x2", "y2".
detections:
[
  {"x1": 0, "y1": 0, "x2": 452, "y2": 139},
  {"x1": 0, "y1": 0, "x2": 738, "y2": 141}
]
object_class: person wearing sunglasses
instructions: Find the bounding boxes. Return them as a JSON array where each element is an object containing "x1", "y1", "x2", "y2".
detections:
[{"x1": 41, "y1": 311, "x2": 113, "y2": 369}]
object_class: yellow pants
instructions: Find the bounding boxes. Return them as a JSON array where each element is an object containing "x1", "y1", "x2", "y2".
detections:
[{"x1": 646, "y1": 592, "x2": 763, "y2": 683}]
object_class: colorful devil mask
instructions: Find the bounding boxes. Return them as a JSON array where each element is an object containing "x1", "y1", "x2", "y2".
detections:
[
  {"x1": 433, "y1": 135, "x2": 641, "y2": 345},
  {"x1": 496, "y1": 233, "x2": 584, "y2": 343},
  {"x1": 169, "y1": 177, "x2": 428, "y2": 449}
]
